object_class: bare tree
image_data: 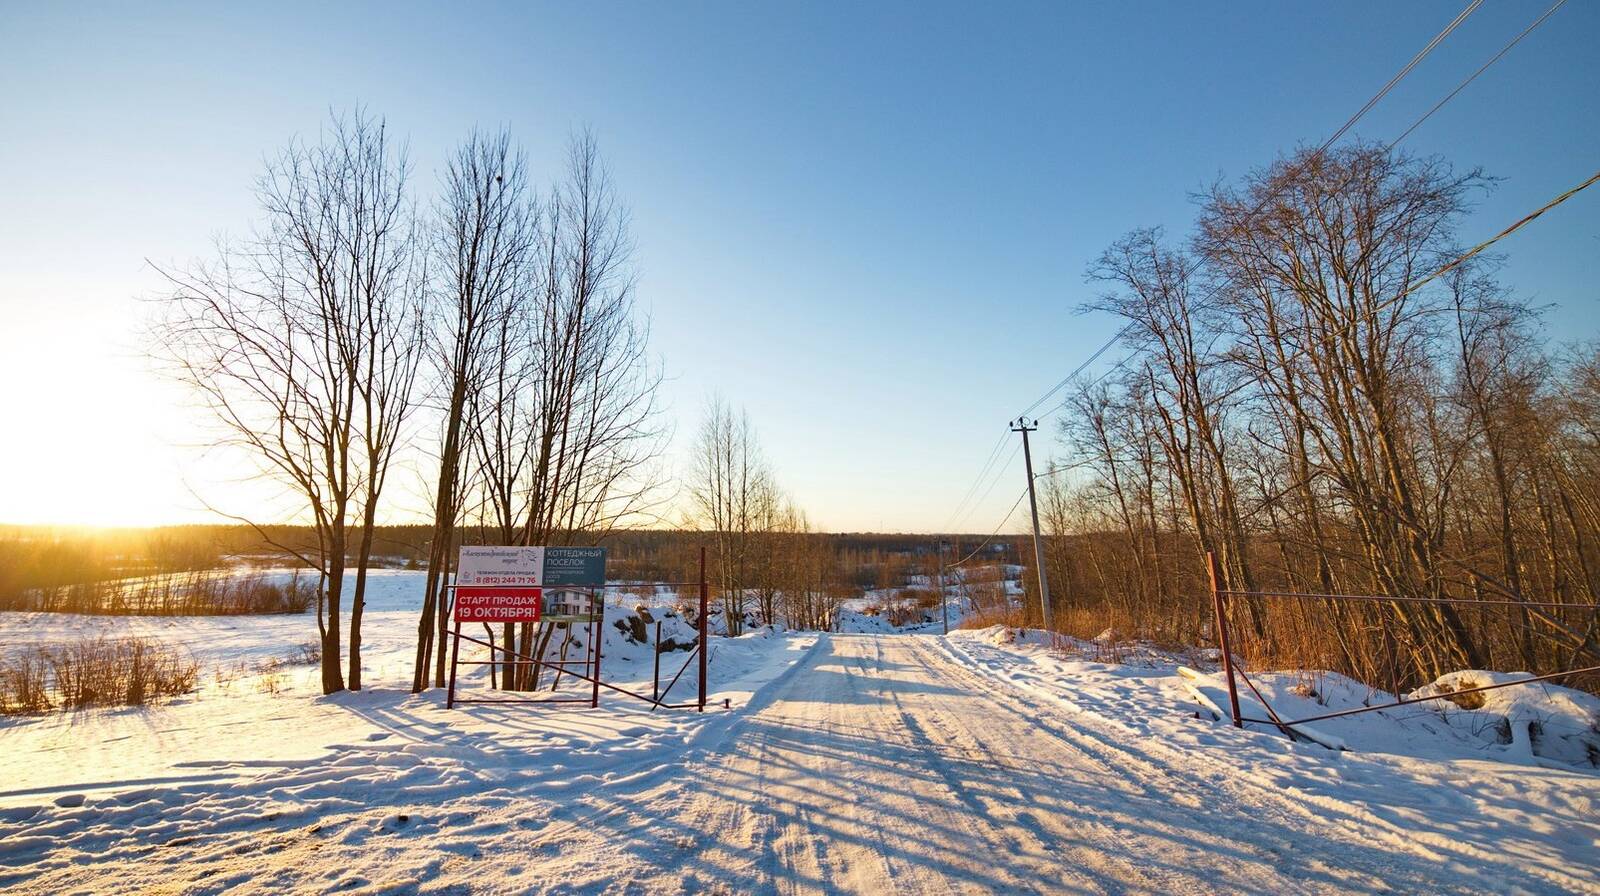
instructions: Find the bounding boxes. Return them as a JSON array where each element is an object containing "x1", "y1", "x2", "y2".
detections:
[
  {"x1": 687, "y1": 397, "x2": 777, "y2": 636},
  {"x1": 1044, "y1": 143, "x2": 1600, "y2": 686},
  {"x1": 156, "y1": 110, "x2": 423, "y2": 694},
  {"x1": 461, "y1": 131, "x2": 668, "y2": 689},
  {"x1": 412, "y1": 130, "x2": 539, "y2": 692}
]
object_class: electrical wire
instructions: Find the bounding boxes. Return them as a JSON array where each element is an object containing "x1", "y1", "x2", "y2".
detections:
[
  {"x1": 942, "y1": 0, "x2": 1508, "y2": 545},
  {"x1": 949, "y1": 486, "x2": 1030, "y2": 568},
  {"x1": 1006, "y1": 1, "x2": 1485, "y2": 429},
  {"x1": 1392, "y1": 167, "x2": 1600, "y2": 306},
  {"x1": 940, "y1": 428, "x2": 1011, "y2": 533},
  {"x1": 1014, "y1": 328, "x2": 1125, "y2": 422},
  {"x1": 1390, "y1": 0, "x2": 1565, "y2": 148},
  {"x1": 1317, "y1": 0, "x2": 1483, "y2": 156},
  {"x1": 949, "y1": 441, "x2": 1022, "y2": 535}
]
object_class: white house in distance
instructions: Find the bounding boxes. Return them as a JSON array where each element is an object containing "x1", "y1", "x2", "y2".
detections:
[{"x1": 543, "y1": 589, "x2": 594, "y2": 618}]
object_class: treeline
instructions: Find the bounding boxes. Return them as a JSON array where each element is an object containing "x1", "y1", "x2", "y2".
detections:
[
  {"x1": 0, "y1": 526, "x2": 220, "y2": 604},
  {"x1": 0, "y1": 523, "x2": 997, "y2": 613},
  {"x1": 678, "y1": 398, "x2": 1023, "y2": 634},
  {"x1": 1032, "y1": 143, "x2": 1600, "y2": 690}
]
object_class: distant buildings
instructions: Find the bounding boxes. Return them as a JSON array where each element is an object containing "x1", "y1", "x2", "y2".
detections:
[{"x1": 543, "y1": 589, "x2": 594, "y2": 618}]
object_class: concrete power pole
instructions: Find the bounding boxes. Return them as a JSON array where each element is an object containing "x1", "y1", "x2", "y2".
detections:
[{"x1": 1011, "y1": 417, "x2": 1053, "y2": 639}]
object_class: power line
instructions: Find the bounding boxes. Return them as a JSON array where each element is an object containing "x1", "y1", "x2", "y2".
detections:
[
  {"x1": 1014, "y1": 328, "x2": 1125, "y2": 421},
  {"x1": 949, "y1": 440, "x2": 1022, "y2": 535},
  {"x1": 949, "y1": 487, "x2": 1030, "y2": 569},
  {"x1": 1390, "y1": 0, "x2": 1567, "y2": 148},
  {"x1": 1033, "y1": 455, "x2": 1102, "y2": 481},
  {"x1": 941, "y1": 428, "x2": 1011, "y2": 532},
  {"x1": 1392, "y1": 167, "x2": 1600, "y2": 306},
  {"x1": 1032, "y1": 347, "x2": 1143, "y2": 423},
  {"x1": 941, "y1": 0, "x2": 1496, "y2": 546},
  {"x1": 1318, "y1": 0, "x2": 1483, "y2": 155},
  {"x1": 1008, "y1": 1, "x2": 1485, "y2": 429},
  {"x1": 1206, "y1": 0, "x2": 1488, "y2": 246}
]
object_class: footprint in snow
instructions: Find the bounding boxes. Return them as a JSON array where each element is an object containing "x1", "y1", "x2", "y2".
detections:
[{"x1": 53, "y1": 793, "x2": 85, "y2": 808}]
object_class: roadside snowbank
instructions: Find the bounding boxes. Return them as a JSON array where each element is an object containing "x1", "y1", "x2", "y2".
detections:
[
  {"x1": 952, "y1": 625, "x2": 1600, "y2": 769},
  {"x1": 941, "y1": 625, "x2": 1600, "y2": 893}
]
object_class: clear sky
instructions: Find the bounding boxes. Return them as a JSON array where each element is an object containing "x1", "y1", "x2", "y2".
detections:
[{"x1": 1, "y1": 1, "x2": 1596, "y2": 532}]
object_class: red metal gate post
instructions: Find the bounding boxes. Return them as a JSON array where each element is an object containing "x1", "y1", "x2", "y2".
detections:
[
  {"x1": 591, "y1": 592, "x2": 603, "y2": 709},
  {"x1": 1206, "y1": 551, "x2": 1243, "y2": 728},
  {"x1": 698, "y1": 546, "x2": 708, "y2": 713},
  {"x1": 653, "y1": 620, "x2": 663, "y2": 704},
  {"x1": 446, "y1": 587, "x2": 463, "y2": 709}
]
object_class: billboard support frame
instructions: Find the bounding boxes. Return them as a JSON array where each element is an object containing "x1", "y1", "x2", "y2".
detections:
[{"x1": 444, "y1": 549, "x2": 711, "y2": 713}]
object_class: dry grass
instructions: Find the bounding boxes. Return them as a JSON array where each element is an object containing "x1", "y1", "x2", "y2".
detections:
[
  {"x1": 1434, "y1": 676, "x2": 1488, "y2": 710},
  {"x1": 957, "y1": 606, "x2": 1023, "y2": 630},
  {"x1": 0, "y1": 637, "x2": 198, "y2": 714}
]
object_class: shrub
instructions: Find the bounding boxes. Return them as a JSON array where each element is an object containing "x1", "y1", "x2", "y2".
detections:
[
  {"x1": 7, "y1": 571, "x2": 316, "y2": 616},
  {"x1": 289, "y1": 640, "x2": 321, "y2": 665},
  {"x1": 0, "y1": 637, "x2": 198, "y2": 714},
  {"x1": 0, "y1": 651, "x2": 51, "y2": 713}
]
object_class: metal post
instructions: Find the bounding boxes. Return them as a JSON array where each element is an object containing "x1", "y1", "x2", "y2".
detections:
[
  {"x1": 937, "y1": 538, "x2": 949, "y2": 635},
  {"x1": 1206, "y1": 551, "x2": 1243, "y2": 728},
  {"x1": 591, "y1": 594, "x2": 603, "y2": 709},
  {"x1": 698, "y1": 546, "x2": 708, "y2": 713},
  {"x1": 653, "y1": 620, "x2": 663, "y2": 704},
  {"x1": 1012, "y1": 418, "x2": 1054, "y2": 641},
  {"x1": 446, "y1": 594, "x2": 463, "y2": 710}
]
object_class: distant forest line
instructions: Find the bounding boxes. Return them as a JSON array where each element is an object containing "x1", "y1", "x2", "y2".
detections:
[{"x1": 0, "y1": 523, "x2": 1020, "y2": 603}]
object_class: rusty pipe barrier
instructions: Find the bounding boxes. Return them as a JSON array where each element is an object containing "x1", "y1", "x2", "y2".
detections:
[
  {"x1": 1206, "y1": 551, "x2": 1244, "y2": 728},
  {"x1": 1204, "y1": 557, "x2": 1600, "y2": 736}
]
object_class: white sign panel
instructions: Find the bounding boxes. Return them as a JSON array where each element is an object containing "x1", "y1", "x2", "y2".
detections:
[{"x1": 456, "y1": 546, "x2": 545, "y2": 587}]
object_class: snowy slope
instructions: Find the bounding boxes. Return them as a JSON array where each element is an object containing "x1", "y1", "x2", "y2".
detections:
[
  {"x1": 5, "y1": 580, "x2": 1598, "y2": 894},
  {"x1": 0, "y1": 567, "x2": 820, "y2": 894},
  {"x1": 943, "y1": 626, "x2": 1600, "y2": 894},
  {"x1": 7, "y1": 631, "x2": 1575, "y2": 894}
]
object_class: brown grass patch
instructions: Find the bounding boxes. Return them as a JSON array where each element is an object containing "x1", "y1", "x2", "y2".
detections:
[{"x1": 0, "y1": 637, "x2": 198, "y2": 714}]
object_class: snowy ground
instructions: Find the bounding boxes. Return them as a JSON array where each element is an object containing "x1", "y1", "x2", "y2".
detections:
[
  {"x1": 3, "y1": 578, "x2": 1598, "y2": 894},
  {"x1": 0, "y1": 569, "x2": 820, "y2": 893},
  {"x1": 834, "y1": 566, "x2": 1019, "y2": 635},
  {"x1": 944, "y1": 627, "x2": 1600, "y2": 894}
]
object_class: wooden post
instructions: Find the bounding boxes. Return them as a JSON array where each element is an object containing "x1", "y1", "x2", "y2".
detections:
[{"x1": 1207, "y1": 551, "x2": 1243, "y2": 728}]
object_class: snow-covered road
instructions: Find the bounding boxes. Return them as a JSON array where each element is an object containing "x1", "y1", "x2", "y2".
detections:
[
  {"x1": 546, "y1": 633, "x2": 1591, "y2": 895},
  {"x1": 3, "y1": 630, "x2": 1595, "y2": 894}
]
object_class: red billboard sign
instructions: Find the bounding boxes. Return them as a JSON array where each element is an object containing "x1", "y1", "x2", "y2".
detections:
[{"x1": 454, "y1": 587, "x2": 543, "y2": 623}]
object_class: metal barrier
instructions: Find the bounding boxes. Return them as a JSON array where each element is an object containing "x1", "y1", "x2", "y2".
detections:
[
  {"x1": 446, "y1": 547, "x2": 713, "y2": 712},
  {"x1": 1205, "y1": 551, "x2": 1600, "y2": 738}
]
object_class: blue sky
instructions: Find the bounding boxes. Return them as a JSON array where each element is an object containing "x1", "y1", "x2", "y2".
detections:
[{"x1": 1, "y1": 1, "x2": 1596, "y2": 531}]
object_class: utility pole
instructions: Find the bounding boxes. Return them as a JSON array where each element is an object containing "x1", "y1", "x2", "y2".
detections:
[
  {"x1": 936, "y1": 538, "x2": 949, "y2": 635},
  {"x1": 1011, "y1": 417, "x2": 1053, "y2": 640}
]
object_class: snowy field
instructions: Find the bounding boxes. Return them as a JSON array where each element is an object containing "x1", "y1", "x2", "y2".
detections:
[
  {"x1": 0, "y1": 570, "x2": 820, "y2": 893},
  {"x1": 2, "y1": 573, "x2": 1598, "y2": 893}
]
